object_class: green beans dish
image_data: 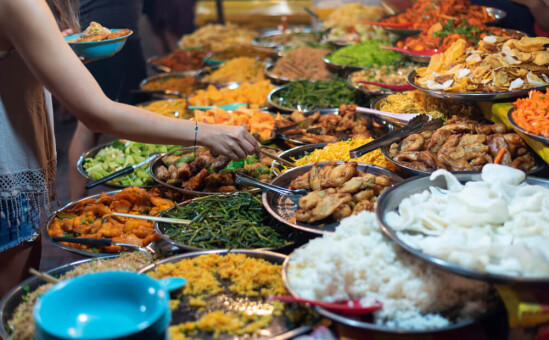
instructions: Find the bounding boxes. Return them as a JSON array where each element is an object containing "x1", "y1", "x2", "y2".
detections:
[
  {"x1": 159, "y1": 192, "x2": 289, "y2": 250},
  {"x1": 270, "y1": 78, "x2": 356, "y2": 111}
]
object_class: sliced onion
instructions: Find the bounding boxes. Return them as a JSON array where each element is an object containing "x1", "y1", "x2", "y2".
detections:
[
  {"x1": 502, "y1": 45, "x2": 515, "y2": 57},
  {"x1": 457, "y1": 68, "x2": 471, "y2": 79},
  {"x1": 466, "y1": 50, "x2": 482, "y2": 54},
  {"x1": 509, "y1": 78, "x2": 524, "y2": 91},
  {"x1": 542, "y1": 74, "x2": 549, "y2": 83},
  {"x1": 432, "y1": 71, "x2": 440, "y2": 77},
  {"x1": 502, "y1": 54, "x2": 521, "y2": 65},
  {"x1": 483, "y1": 36, "x2": 497, "y2": 43},
  {"x1": 527, "y1": 72, "x2": 547, "y2": 87},
  {"x1": 426, "y1": 79, "x2": 453, "y2": 90}
]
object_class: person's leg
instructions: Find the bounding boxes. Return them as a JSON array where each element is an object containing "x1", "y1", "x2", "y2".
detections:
[
  {"x1": 68, "y1": 121, "x2": 99, "y2": 200},
  {"x1": 0, "y1": 237, "x2": 41, "y2": 298}
]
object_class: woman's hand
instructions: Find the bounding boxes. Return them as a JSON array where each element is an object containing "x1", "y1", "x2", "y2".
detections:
[{"x1": 198, "y1": 124, "x2": 260, "y2": 160}]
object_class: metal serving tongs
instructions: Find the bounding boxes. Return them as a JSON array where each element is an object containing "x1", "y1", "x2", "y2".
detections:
[
  {"x1": 52, "y1": 237, "x2": 155, "y2": 253},
  {"x1": 85, "y1": 153, "x2": 160, "y2": 189},
  {"x1": 349, "y1": 114, "x2": 443, "y2": 159},
  {"x1": 355, "y1": 106, "x2": 431, "y2": 126},
  {"x1": 235, "y1": 173, "x2": 306, "y2": 205}
]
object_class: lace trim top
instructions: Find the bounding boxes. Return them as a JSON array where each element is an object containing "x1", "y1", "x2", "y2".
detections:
[{"x1": 0, "y1": 49, "x2": 56, "y2": 250}]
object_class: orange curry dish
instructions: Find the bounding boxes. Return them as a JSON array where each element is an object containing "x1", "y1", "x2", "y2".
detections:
[{"x1": 48, "y1": 187, "x2": 174, "y2": 253}]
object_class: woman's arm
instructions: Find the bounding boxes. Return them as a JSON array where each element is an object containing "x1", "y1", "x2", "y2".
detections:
[{"x1": 0, "y1": 0, "x2": 258, "y2": 160}]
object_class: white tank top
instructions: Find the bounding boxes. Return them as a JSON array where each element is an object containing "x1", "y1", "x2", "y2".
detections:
[{"x1": 0, "y1": 49, "x2": 57, "y2": 233}]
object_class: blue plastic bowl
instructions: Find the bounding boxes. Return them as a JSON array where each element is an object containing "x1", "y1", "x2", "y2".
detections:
[
  {"x1": 64, "y1": 29, "x2": 132, "y2": 60},
  {"x1": 34, "y1": 271, "x2": 170, "y2": 340}
]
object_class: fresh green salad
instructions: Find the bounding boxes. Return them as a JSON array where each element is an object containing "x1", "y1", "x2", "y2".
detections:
[
  {"x1": 82, "y1": 140, "x2": 181, "y2": 186},
  {"x1": 327, "y1": 40, "x2": 403, "y2": 67}
]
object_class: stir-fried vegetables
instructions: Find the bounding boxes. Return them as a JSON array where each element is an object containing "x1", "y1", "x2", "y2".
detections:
[{"x1": 161, "y1": 192, "x2": 287, "y2": 249}]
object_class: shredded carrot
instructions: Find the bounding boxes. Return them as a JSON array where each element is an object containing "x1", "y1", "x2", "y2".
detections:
[
  {"x1": 512, "y1": 89, "x2": 549, "y2": 138},
  {"x1": 494, "y1": 148, "x2": 507, "y2": 164}
]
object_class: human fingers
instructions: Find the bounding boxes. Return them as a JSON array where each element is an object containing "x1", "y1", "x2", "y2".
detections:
[
  {"x1": 238, "y1": 137, "x2": 256, "y2": 156},
  {"x1": 241, "y1": 129, "x2": 260, "y2": 154}
]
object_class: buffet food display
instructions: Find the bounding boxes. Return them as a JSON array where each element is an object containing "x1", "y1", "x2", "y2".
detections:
[
  {"x1": 9, "y1": 3, "x2": 549, "y2": 340},
  {"x1": 413, "y1": 37, "x2": 549, "y2": 94}
]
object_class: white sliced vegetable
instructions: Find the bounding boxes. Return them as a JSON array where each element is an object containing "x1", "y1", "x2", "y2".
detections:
[
  {"x1": 502, "y1": 54, "x2": 521, "y2": 65},
  {"x1": 527, "y1": 72, "x2": 547, "y2": 87},
  {"x1": 426, "y1": 79, "x2": 453, "y2": 90},
  {"x1": 483, "y1": 36, "x2": 497, "y2": 43},
  {"x1": 509, "y1": 78, "x2": 524, "y2": 91},
  {"x1": 466, "y1": 54, "x2": 482, "y2": 63},
  {"x1": 502, "y1": 45, "x2": 515, "y2": 57},
  {"x1": 457, "y1": 68, "x2": 471, "y2": 79}
]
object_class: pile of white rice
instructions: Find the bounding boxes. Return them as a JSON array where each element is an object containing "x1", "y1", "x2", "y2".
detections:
[{"x1": 286, "y1": 211, "x2": 490, "y2": 330}]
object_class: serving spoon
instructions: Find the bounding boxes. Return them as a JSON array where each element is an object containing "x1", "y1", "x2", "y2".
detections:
[
  {"x1": 356, "y1": 80, "x2": 415, "y2": 92},
  {"x1": 269, "y1": 296, "x2": 383, "y2": 316}
]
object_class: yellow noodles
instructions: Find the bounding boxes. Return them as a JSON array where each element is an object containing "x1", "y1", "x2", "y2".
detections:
[{"x1": 291, "y1": 136, "x2": 397, "y2": 172}]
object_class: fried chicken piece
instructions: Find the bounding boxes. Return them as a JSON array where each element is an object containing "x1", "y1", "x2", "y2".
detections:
[
  {"x1": 328, "y1": 162, "x2": 358, "y2": 187},
  {"x1": 184, "y1": 168, "x2": 210, "y2": 191},
  {"x1": 353, "y1": 200, "x2": 375, "y2": 214},
  {"x1": 353, "y1": 189, "x2": 374, "y2": 202},
  {"x1": 333, "y1": 203, "x2": 353, "y2": 221},
  {"x1": 289, "y1": 111, "x2": 307, "y2": 123},
  {"x1": 511, "y1": 155, "x2": 536, "y2": 172},
  {"x1": 502, "y1": 133, "x2": 527, "y2": 156},
  {"x1": 308, "y1": 193, "x2": 352, "y2": 223},
  {"x1": 338, "y1": 176, "x2": 374, "y2": 194},
  {"x1": 427, "y1": 129, "x2": 452, "y2": 153},
  {"x1": 421, "y1": 130, "x2": 433, "y2": 139},
  {"x1": 447, "y1": 143, "x2": 489, "y2": 160},
  {"x1": 438, "y1": 123, "x2": 476, "y2": 134},
  {"x1": 470, "y1": 154, "x2": 493, "y2": 171},
  {"x1": 438, "y1": 153, "x2": 473, "y2": 171},
  {"x1": 399, "y1": 134, "x2": 425, "y2": 153},
  {"x1": 487, "y1": 134, "x2": 512, "y2": 166},
  {"x1": 298, "y1": 188, "x2": 336, "y2": 210},
  {"x1": 394, "y1": 151, "x2": 438, "y2": 171},
  {"x1": 318, "y1": 162, "x2": 338, "y2": 188},
  {"x1": 459, "y1": 134, "x2": 487, "y2": 146},
  {"x1": 308, "y1": 163, "x2": 323, "y2": 191},
  {"x1": 290, "y1": 172, "x2": 311, "y2": 190},
  {"x1": 295, "y1": 209, "x2": 313, "y2": 223},
  {"x1": 438, "y1": 134, "x2": 461, "y2": 156}
]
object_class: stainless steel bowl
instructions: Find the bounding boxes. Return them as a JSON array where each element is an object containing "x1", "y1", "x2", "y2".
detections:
[
  {"x1": 281, "y1": 251, "x2": 502, "y2": 334},
  {"x1": 377, "y1": 172, "x2": 549, "y2": 285},
  {"x1": 508, "y1": 107, "x2": 549, "y2": 146},
  {"x1": 263, "y1": 162, "x2": 403, "y2": 235},
  {"x1": 408, "y1": 70, "x2": 549, "y2": 102},
  {"x1": 138, "y1": 249, "x2": 312, "y2": 340}
]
